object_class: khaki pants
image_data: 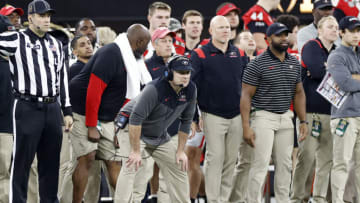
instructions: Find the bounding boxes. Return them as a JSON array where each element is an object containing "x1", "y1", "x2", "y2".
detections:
[
  {"x1": 202, "y1": 113, "x2": 242, "y2": 203},
  {"x1": 331, "y1": 117, "x2": 360, "y2": 203},
  {"x1": 247, "y1": 110, "x2": 294, "y2": 203},
  {"x1": 228, "y1": 140, "x2": 253, "y2": 203},
  {"x1": 0, "y1": 134, "x2": 40, "y2": 203},
  {"x1": 291, "y1": 113, "x2": 332, "y2": 203},
  {"x1": 157, "y1": 135, "x2": 179, "y2": 203},
  {"x1": 0, "y1": 133, "x2": 12, "y2": 203},
  {"x1": 70, "y1": 113, "x2": 121, "y2": 161},
  {"x1": 114, "y1": 139, "x2": 190, "y2": 203},
  {"x1": 70, "y1": 113, "x2": 114, "y2": 202},
  {"x1": 58, "y1": 131, "x2": 76, "y2": 202},
  {"x1": 117, "y1": 127, "x2": 154, "y2": 202}
]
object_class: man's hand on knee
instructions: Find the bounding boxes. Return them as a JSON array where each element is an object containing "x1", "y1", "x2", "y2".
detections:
[
  {"x1": 176, "y1": 151, "x2": 188, "y2": 171},
  {"x1": 127, "y1": 150, "x2": 141, "y2": 171}
]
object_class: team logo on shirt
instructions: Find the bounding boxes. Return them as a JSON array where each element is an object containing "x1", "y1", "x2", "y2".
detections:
[
  {"x1": 26, "y1": 43, "x2": 40, "y2": 50},
  {"x1": 49, "y1": 44, "x2": 57, "y2": 52},
  {"x1": 178, "y1": 94, "x2": 187, "y2": 102},
  {"x1": 229, "y1": 51, "x2": 238, "y2": 58},
  {"x1": 152, "y1": 67, "x2": 160, "y2": 71}
]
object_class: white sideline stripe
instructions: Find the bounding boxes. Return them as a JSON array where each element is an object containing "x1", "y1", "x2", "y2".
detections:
[{"x1": 9, "y1": 99, "x2": 18, "y2": 203}]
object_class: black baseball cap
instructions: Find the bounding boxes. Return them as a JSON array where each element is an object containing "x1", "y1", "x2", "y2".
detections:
[
  {"x1": 0, "y1": 15, "x2": 15, "y2": 32},
  {"x1": 28, "y1": 0, "x2": 55, "y2": 15},
  {"x1": 313, "y1": 0, "x2": 333, "y2": 9},
  {"x1": 170, "y1": 57, "x2": 193, "y2": 72},
  {"x1": 339, "y1": 16, "x2": 360, "y2": 30},
  {"x1": 266, "y1": 23, "x2": 290, "y2": 37}
]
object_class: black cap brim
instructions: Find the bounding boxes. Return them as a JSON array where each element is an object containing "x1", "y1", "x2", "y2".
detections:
[
  {"x1": 316, "y1": 4, "x2": 333, "y2": 9},
  {"x1": 29, "y1": 8, "x2": 55, "y2": 15},
  {"x1": 173, "y1": 66, "x2": 193, "y2": 72},
  {"x1": 273, "y1": 28, "x2": 290, "y2": 36},
  {"x1": 348, "y1": 23, "x2": 360, "y2": 30},
  {"x1": 38, "y1": 8, "x2": 55, "y2": 14}
]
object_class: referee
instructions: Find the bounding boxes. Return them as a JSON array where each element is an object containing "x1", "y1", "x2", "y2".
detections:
[{"x1": 0, "y1": 0, "x2": 73, "y2": 202}]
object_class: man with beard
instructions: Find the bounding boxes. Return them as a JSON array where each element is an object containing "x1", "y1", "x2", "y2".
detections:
[
  {"x1": 276, "y1": 14, "x2": 300, "y2": 59},
  {"x1": 69, "y1": 35, "x2": 94, "y2": 80},
  {"x1": 69, "y1": 24, "x2": 151, "y2": 203},
  {"x1": 75, "y1": 18, "x2": 97, "y2": 50},
  {"x1": 216, "y1": 2, "x2": 241, "y2": 44},
  {"x1": 241, "y1": 23, "x2": 308, "y2": 203}
]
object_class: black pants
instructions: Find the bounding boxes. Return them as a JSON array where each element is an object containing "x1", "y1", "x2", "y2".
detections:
[{"x1": 10, "y1": 99, "x2": 63, "y2": 203}]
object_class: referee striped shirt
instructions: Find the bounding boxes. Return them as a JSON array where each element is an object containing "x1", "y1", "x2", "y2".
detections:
[
  {"x1": 243, "y1": 48, "x2": 301, "y2": 114},
  {"x1": 0, "y1": 28, "x2": 71, "y2": 115}
]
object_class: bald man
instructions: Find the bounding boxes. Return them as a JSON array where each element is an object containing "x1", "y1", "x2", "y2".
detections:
[
  {"x1": 69, "y1": 24, "x2": 151, "y2": 203},
  {"x1": 190, "y1": 16, "x2": 247, "y2": 203}
]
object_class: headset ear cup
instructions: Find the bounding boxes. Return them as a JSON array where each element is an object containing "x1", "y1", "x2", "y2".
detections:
[{"x1": 168, "y1": 70, "x2": 173, "y2": 81}]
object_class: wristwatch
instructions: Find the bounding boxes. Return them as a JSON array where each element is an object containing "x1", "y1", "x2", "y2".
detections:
[{"x1": 300, "y1": 120, "x2": 309, "y2": 124}]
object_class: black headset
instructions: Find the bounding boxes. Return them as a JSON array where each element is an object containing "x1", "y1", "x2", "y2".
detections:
[{"x1": 165, "y1": 55, "x2": 190, "y2": 81}]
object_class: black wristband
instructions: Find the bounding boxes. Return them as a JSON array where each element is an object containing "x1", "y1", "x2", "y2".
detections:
[{"x1": 300, "y1": 120, "x2": 308, "y2": 124}]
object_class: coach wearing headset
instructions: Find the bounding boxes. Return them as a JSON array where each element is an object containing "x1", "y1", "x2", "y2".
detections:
[{"x1": 115, "y1": 55, "x2": 196, "y2": 203}]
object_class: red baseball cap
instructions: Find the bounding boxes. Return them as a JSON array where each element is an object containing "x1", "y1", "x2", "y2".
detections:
[
  {"x1": 0, "y1": 5, "x2": 24, "y2": 16},
  {"x1": 216, "y1": 3, "x2": 241, "y2": 16},
  {"x1": 151, "y1": 27, "x2": 176, "y2": 43}
]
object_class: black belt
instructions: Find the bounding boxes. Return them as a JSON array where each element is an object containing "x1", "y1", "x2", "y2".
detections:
[{"x1": 14, "y1": 93, "x2": 57, "y2": 103}]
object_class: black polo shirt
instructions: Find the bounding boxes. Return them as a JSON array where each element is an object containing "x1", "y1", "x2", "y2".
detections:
[
  {"x1": 243, "y1": 48, "x2": 301, "y2": 114},
  {"x1": 69, "y1": 60, "x2": 85, "y2": 81},
  {"x1": 69, "y1": 43, "x2": 127, "y2": 124},
  {"x1": 191, "y1": 41, "x2": 246, "y2": 119}
]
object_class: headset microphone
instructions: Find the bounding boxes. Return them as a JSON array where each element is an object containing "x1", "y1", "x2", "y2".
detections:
[
  {"x1": 30, "y1": 18, "x2": 41, "y2": 31},
  {"x1": 30, "y1": 18, "x2": 42, "y2": 31}
]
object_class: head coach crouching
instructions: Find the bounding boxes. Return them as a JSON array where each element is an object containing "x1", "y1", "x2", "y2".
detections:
[{"x1": 114, "y1": 55, "x2": 196, "y2": 203}]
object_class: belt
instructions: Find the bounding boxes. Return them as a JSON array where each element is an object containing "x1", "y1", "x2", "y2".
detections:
[{"x1": 14, "y1": 93, "x2": 57, "y2": 103}]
